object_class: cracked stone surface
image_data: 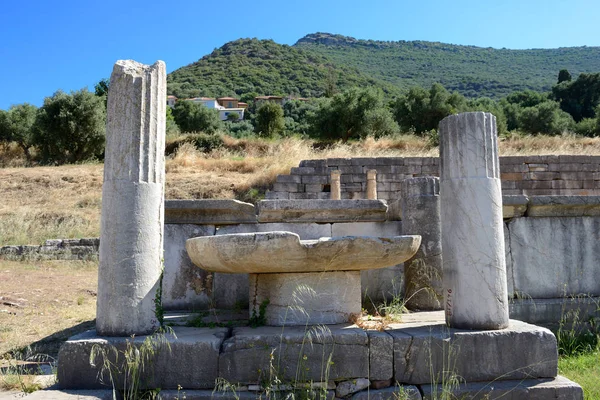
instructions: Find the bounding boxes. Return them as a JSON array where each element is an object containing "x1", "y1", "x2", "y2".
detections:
[
  {"x1": 219, "y1": 324, "x2": 368, "y2": 383},
  {"x1": 439, "y1": 112, "x2": 509, "y2": 330},
  {"x1": 388, "y1": 315, "x2": 558, "y2": 385},
  {"x1": 508, "y1": 216, "x2": 600, "y2": 298},
  {"x1": 401, "y1": 177, "x2": 443, "y2": 311},
  {"x1": 97, "y1": 60, "x2": 166, "y2": 336},
  {"x1": 186, "y1": 231, "x2": 420, "y2": 274}
]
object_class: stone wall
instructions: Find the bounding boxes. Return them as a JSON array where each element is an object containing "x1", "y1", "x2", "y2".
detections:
[
  {"x1": 266, "y1": 155, "x2": 600, "y2": 201},
  {"x1": 0, "y1": 238, "x2": 99, "y2": 261}
]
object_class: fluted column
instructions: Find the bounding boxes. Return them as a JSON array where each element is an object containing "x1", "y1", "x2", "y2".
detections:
[
  {"x1": 439, "y1": 112, "x2": 509, "y2": 330},
  {"x1": 97, "y1": 60, "x2": 166, "y2": 336}
]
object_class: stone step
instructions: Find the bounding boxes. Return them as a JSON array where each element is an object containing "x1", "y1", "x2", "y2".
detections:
[
  {"x1": 421, "y1": 375, "x2": 583, "y2": 400},
  {"x1": 58, "y1": 313, "x2": 561, "y2": 391}
]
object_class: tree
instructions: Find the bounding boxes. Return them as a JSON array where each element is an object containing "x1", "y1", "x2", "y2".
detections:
[
  {"x1": 255, "y1": 102, "x2": 285, "y2": 138},
  {"x1": 94, "y1": 78, "x2": 110, "y2": 97},
  {"x1": 552, "y1": 72, "x2": 600, "y2": 122},
  {"x1": 0, "y1": 103, "x2": 38, "y2": 161},
  {"x1": 172, "y1": 100, "x2": 221, "y2": 134},
  {"x1": 309, "y1": 87, "x2": 398, "y2": 141},
  {"x1": 283, "y1": 99, "x2": 318, "y2": 135},
  {"x1": 165, "y1": 107, "x2": 180, "y2": 136},
  {"x1": 558, "y1": 69, "x2": 572, "y2": 84},
  {"x1": 518, "y1": 101, "x2": 574, "y2": 134},
  {"x1": 393, "y1": 83, "x2": 467, "y2": 134},
  {"x1": 33, "y1": 89, "x2": 106, "y2": 164}
]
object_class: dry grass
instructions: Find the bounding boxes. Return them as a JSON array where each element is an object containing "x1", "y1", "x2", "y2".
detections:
[
  {"x1": 1, "y1": 133, "x2": 600, "y2": 245},
  {"x1": 0, "y1": 259, "x2": 97, "y2": 358}
]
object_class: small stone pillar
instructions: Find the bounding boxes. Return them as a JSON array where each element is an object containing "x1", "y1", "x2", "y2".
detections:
[
  {"x1": 401, "y1": 177, "x2": 442, "y2": 310},
  {"x1": 366, "y1": 169, "x2": 377, "y2": 199},
  {"x1": 439, "y1": 112, "x2": 509, "y2": 330},
  {"x1": 96, "y1": 60, "x2": 167, "y2": 336},
  {"x1": 330, "y1": 170, "x2": 341, "y2": 200}
]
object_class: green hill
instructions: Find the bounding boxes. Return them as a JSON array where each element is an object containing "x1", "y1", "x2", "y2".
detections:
[
  {"x1": 167, "y1": 33, "x2": 600, "y2": 100},
  {"x1": 167, "y1": 38, "x2": 400, "y2": 99},
  {"x1": 295, "y1": 32, "x2": 600, "y2": 98}
]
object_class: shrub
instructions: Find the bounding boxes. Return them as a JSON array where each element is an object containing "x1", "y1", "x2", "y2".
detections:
[{"x1": 33, "y1": 89, "x2": 106, "y2": 164}]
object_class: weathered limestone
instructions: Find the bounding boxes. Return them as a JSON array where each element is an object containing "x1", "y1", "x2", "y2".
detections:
[
  {"x1": 250, "y1": 271, "x2": 362, "y2": 325},
  {"x1": 219, "y1": 324, "x2": 368, "y2": 383},
  {"x1": 527, "y1": 195, "x2": 600, "y2": 217},
  {"x1": 507, "y1": 216, "x2": 600, "y2": 298},
  {"x1": 162, "y1": 224, "x2": 215, "y2": 310},
  {"x1": 366, "y1": 169, "x2": 377, "y2": 199},
  {"x1": 58, "y1": 327, "x2": 228, "y2": 390},
  {"x1": 401, "y1": 177, "x2": 443, "y2": 310},
  {"x1": 164, "y1": 199, "x2": 257, "y2": 225},
  {"x1": 96, "y1": 60, "x2": 166, "y2": 336},
  {"x1": 186, "y1": 231, "x2": 420, "y2": 274},
  {"x1": 256, "y1": 199, "x2": 388, "y2": 223},
  {"x1": 502, "y1": 194, "x2": 529, "y2": 218},
  {"x1": 439, "y1": 112, "x2": 509, "y2": 330},
  {"x1": 389, "y1": 316, "x2": 558, "y2": 385},
  {"x1": 421, "y1": 376, "x2": 583, "y2": 400},
  {"x1": 330, "y1": 170, "x2": 341, "y2": 200}
]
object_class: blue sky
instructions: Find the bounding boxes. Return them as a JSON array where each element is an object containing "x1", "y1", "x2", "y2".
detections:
[{"x1": 1, "y1": 0, "x2": 599, "y2": 110}]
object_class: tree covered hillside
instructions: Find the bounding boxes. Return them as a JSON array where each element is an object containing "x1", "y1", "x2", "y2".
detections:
[
  {"x1": 167, "y1": 38, "x2": 400, "y2": 99},
  {"x1": 295, "y1": 33, "x2": 600, "y2": 98}
]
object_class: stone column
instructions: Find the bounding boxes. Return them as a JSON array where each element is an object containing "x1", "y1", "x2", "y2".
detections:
[
  {"x1": 401, "y1": 177, "x2": 443, "y2": 311},
  {"x1": 330, "y1": 170, "x2": 341, "y2": 200},
  {"x1": 439, "y1": 112, "x2": 509, "y2": 330},
  {"x1": 96, "y1": 60, "x2": 167, "y2": 336},
  {"x1": 366, "y1": 169, "x2": 377, "y2": 200}
]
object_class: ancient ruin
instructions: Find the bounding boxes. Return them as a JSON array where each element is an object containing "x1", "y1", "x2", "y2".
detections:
[{"x1": 50, "y1": 61, "x2": 584, "y2": 399}]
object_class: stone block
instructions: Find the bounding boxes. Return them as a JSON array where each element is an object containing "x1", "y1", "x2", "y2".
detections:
[
  {"x1": 162, "y1": 224, "x2": 216, "y2": 310},
  {"x1": 500, "y1": 156, "x2": 527, "y2": 165},
  {"x1": 501, "y1": 180, "x2": 517, "y2": 189},
  {"x1": 290, "y1": 192, "x2": 319, "y2": 199},
  {"x1": 560, "y1": 171, "x2": 591, "y2": 180},
  {"x1": 375, "y1": 157, "x2": 405, "y2": 166},
  {"x1": 527, "y1": 163, "x2": 548, "y2": 171},
  {"x1": 420, "y1": 165, "x2": 439, "y2": 175},
  {"x1": 421, "y1": 376, "x2": 582, "y2": 400},
  {"x1": 339, "y1": 166, "x2": 366, "y2": 174},
  {"x1": 551, "y1": 180, "x2": 583, "y2": 189},
  {"x1": 276, "y1": 175, "x2": 302, "y2": 183},
  {"x1": 272, "y1": 183, "x2": 303, "y2": 193},
  {"x1": 500, "y1": 164, "x2": 528, "y2": 173},
  {"x1": 351, "y1": 157, "x2": 377, "y2": 166},
  {"x1": 526, "y1": 195, "x2": 600, "y2": 217},
  {"x1": 351, "y1": 386, "x2": 421, "y2": 400},
  {"x1": 256, "y1": 200, "x2": 388, "y2": 223},
  {"x1": 327, "y1": 158, "x2": 353, "y2": 166},
  {"x1": 249, "y1": 271, "x2": 362, "y2": 325},
  {"x1": 302, "y1": 175, "x2": 329, "y2": 184},
  {"x1": 558, "y1": 155, "x2": 599, "y2": 164},
  {"x1": 518, "y1": 180, "x2": 552, "y2": 190},
  {"x1": 336, "y1": 378, "x2": 370, "y2": 397},
  {"x1": 265, "y1": 191, "x2": 289, "y2": 200},
  {"x1": 509, "y1": 297, "x2": 600, "y2": 328},
  {"x1": 290, "y1": 167, "x2": 315, "y2": 175},
  {"x1": 507, "y1": 216, "x2": 600, "y2": 297},
  {"x1": 219, "y1": 324, "x2": 368, "y2": 383},
  {"x1": 525, "y1": 171, "x2": 559, "y2": 180},
  {"x1": 58, "y1": 327, "x2": 228, "y2": 390},
  {"x1": 305, "y1": 184, "x2": 324, "y2": 192},
  {"x1": 165, "y1": 199, "x2": 257, "y2": 225},
  {"x1": 299, "y1": 159, "x2": 327, "y2": 168},
  {"x1": 367, "y1": 330, "x2": 393, "y2": 381},
  {"x1": 389, "y1": 317, "x2": 557, "y2": 385},
  {"x1": 502, "y1": 195, "x2": 529, "y2": 218}
]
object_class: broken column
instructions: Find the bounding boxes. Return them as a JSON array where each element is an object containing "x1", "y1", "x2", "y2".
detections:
[
  {"x1": 401, "y1": 177, "x2": 443, "y2": 310},
  {"x1": 366, "y1": 169, "x2": 377, "y2": 199},
  {"x1": 96, "y1": 60, "x2": 167, "y2": 336},
  {"x1": 330, "y1": 170, "x2": 341, "y2": 200},
  {"x1": 439, "y1": 112, "x2": 509, "y2": 330}
]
